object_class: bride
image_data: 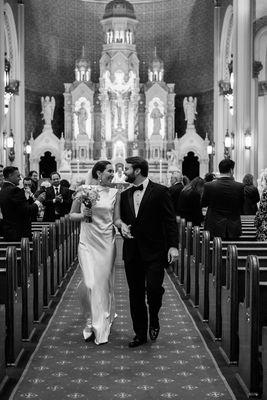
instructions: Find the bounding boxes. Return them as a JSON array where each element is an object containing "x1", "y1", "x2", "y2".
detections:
[{"x1": 70, "y1": 160, "x2": 129, "y2": 345}]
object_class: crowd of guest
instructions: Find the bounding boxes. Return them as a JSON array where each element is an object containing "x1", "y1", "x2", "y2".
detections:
[
  {"x1": 169, "y1": 159, "x2": 263, "y2": 241},
  {"x1": 0, "y1": 159, "x2": 266, "y2": 243},
  {"x1": 0, "y1": 167, "x2": 73, "y2": 241}
]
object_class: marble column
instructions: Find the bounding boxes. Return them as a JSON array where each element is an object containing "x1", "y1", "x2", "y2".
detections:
[
  {"x1": 233, "y1": 0, "x2": 253, "y2": 181},
  {"x1": 213, "y1": 0, "x2": 222, "y2": 170},
  {"x1": 0, "y1": 0, "x2": 5, "y2": 164}
]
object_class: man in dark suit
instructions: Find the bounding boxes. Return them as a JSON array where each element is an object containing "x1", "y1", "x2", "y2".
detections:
[
  {"x1": 0, "y1": 166, "x2": 45, "y2": 241},
  {"x1": 118, "y1": 157, "x2": 178, "y2": 348},
  {"x1": 43, "y1": 171, "x2": 72, "y2": 222},
  {"x1": 201, "y1": 158, "x2": 244, "y2": 240},
  {"x1": 168, "y1": 170, "x2": 184, "y2": 215}
]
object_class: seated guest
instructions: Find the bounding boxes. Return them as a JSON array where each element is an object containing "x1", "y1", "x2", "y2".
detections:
[
  {"x1": 201, "y1": 159, "x2": 244, "y2": 240},
  {"x1": 242, "y1": 173, "x2": 260, "y2": 215},
  {"x1": 177, "y1": 177, "x2": 204, "y2": 226},
  {"x1": 169, "y1": 171, "x2": 183, "y2": 215},
  {"x1": 255, "y1": 171, "x2": 267, "y2": 240},
  {"x1": 28, "y1": 170, "x2": 39, "y2": 194},
  {"x1": 43, "y1": 171, "x2": 72, "y2": 222},
  {"x1": 0, "y1": 166, "x2": 45, "y2": 241}
]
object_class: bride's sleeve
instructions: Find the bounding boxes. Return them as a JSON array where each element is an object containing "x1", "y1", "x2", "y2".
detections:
[{"x1": 69, "y1": 198, "x2": 83, "y2": 221}]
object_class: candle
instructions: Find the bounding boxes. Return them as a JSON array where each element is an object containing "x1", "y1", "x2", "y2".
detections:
[
  {"x1": 159, "y1": 159, "x2": 162, "y2": 183},
  {"x1": 77, "y1": 159, "x2": 80, "y2": 179}
]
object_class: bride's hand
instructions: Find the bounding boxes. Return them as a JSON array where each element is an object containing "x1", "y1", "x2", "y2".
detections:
[
  {"x1": 83, "y1": 207, "x2": 92, "y2": 219},
  {"x1": 121, "y1": 222, "x2": 134, "y2": 239}
]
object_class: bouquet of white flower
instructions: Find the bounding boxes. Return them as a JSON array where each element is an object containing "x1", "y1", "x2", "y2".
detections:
[{"x1": 74, "y1": 185, "x2": 100, "y2": 223}]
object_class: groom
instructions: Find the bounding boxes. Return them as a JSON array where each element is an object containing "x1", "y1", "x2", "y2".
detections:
[{"x1": 120, "y1": 157, "x2": 178, "y2": 348}]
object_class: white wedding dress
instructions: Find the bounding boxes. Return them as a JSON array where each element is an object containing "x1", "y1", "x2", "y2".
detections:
[{"x1": 77, "y1": 185, "x2": 117, "y2": 345}]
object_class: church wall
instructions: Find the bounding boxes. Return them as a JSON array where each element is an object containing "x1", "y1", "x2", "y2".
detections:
[{"x1": 25, "y1": 0, "x2": 214, "y2": 141}]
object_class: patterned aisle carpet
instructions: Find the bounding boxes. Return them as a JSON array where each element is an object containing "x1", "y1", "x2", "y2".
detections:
[{"x1": 9, "y1": 264, "x2": 236, "y2": 400}]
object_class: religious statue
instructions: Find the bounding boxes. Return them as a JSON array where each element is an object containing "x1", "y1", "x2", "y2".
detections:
[
  {"x1": 183, "y1": 96, "x2": 197, "y2": 126},
  {"x1": 104, "y1": 70, "x2": 135, "y2": 130},
  {"x1": 167, "y1": 149, "x2": 178, "y2": 168},
  {"x1": 150, "y1": 102, "x2": 164, "y2": 135},
  {"x1": 60, "y1": 148, "x2": 72, "y2": 171},
  {"x1": 41, "y1": 96, "x2": 55, "y2": 126},
  {"x1": 112, "y1": 165, "x2": 126, "y2": 184},
  {"x1": 75, "y1": 102, "x2": 88, "y2": 135}
]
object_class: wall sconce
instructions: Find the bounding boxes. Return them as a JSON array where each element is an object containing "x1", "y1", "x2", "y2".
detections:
[
  {"x1": 24, "y1": 142, "x2": 32, "y2": 155},
  {"x1": 244, "y1": 130, "x2": 252, "y2": 150},
  {"x1": 207, "y1": 140, "x2": 215, "y2": 156},
  {"x1": 6, "y1": 130, "x2": 15, "y2": 163},
  {"x1": 224, "y1": 130, "x2": 234, "y2": 158}
]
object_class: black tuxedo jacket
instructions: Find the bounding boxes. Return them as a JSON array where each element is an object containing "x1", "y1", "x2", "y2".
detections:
[
  {"x1": 120, "y1": 180, "x2": 178, "y2": 264},
  {"x1": 201, "y1": 177, "x2": 244, "y2": 239},
  {"x1": 169, "y1": 182, "x2": 183, "y2": 215},
  {"x1": 43, "y1": 185, "x2": 72, "y2": 222},
  {"x1": 0, "y1": 181, "x2": 39, "y2": 240}
]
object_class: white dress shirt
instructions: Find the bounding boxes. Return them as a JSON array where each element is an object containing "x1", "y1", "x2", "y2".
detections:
[{"x1": 133, "y1": 178, "x2": 149, "y2": 216}]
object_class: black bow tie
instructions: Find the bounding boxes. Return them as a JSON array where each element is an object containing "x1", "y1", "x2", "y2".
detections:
[{"x1": 131, "y1": 184, "x2": 144, "y2": 193}]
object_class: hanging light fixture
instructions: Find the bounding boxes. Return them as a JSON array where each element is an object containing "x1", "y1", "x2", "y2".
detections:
[{"x1": 4, "y1": 53, "x2": 19, "y2": 115}]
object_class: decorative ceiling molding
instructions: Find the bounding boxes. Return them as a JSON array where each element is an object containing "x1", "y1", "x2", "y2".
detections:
[{"x1": 80, "y1": 0, "x2": 169, "y2": 3}]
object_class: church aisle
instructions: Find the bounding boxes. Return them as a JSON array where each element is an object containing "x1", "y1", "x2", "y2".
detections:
[{"x1": 9, "y1": 265, "x2": 236, "y2": 400}]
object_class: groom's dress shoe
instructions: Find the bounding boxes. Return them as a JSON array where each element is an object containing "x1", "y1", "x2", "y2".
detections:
[
  {"x1": 128, "y1": 336, "x2": 147, "y2": 348},
  {"x1": 149, "y1": 326, "x2": 160, "y2": 341}
]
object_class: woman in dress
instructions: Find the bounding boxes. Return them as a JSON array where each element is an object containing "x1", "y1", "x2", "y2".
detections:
[
  {"x1": 70, "y1": 161, "x2": 128, "y2": 345},
  {"x1": 255, "y1": 171, "x2": 267, "y2": 240},
  {"x1": 177, "y1": 177, "x2": 204, "y2": 226},
  {"x1": 242, "y1": 173, "x2": 260, "y2": 215}
]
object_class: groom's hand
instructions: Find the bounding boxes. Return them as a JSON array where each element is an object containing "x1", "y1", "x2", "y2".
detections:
[
  {"x1": 168, "y1": 247, "x2": 179, "y2": 264},
  {"x1": 121, "y1": 223, "x2": 134, "y2": 239}
]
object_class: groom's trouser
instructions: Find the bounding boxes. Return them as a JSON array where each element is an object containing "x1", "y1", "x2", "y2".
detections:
[{"x1": 124, "y1": 252, "x2": 165, "y2": 339}]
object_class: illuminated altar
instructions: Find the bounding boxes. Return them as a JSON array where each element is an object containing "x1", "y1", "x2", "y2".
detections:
[{"x1": 61, "y1": 0, "x2": 175, "y2": 183}]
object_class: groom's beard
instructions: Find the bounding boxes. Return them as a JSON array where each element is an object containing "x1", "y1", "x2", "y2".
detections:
[{"x1": 125, "y1": 173, "x2": 135, "y2": 184}]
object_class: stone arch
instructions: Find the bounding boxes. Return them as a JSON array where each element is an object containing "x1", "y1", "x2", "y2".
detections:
[{"x1": 254, "y1": 24, "x2": 267, "y2": 81}]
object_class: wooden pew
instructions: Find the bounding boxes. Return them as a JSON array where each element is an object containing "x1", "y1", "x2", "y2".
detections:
[
  {"x1": 236, "y1": 256, "x2": 267, "y2": 397},
  {"x1": 198, "y1": 230, "x2": 210, "y2": 322},
  {"x1": 207, "y1": 237, "x2": 222, "y2": 341},
  {"x1": 207, "y1": 240, "x2": 267, "y2": 343},
  {"x1": 176, "y1": 218, "x2": 186, "y2": 284},
  {"x1": 32, "y1": 231, "x2": 45, "y2": 323},
  {"x1": 189, "y1": 226, "x2": 201, "y2": 307},
  {"x1": 1, "y1": 247, "x2": 24, "y2": 367},
  {"x1": 183, "y1": 221, "x2": 193, "y2": 297},
  {"x1": 0, "y1": 239, "x2": 36, "y2": 341}
]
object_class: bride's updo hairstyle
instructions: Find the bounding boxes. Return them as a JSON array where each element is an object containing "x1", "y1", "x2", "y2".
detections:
[{"x1": 92, "y1": 160, "x2": 111, "y2": 180}]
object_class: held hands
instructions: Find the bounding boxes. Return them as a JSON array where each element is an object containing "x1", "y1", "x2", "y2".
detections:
[
  {"x1": 168, "y1": 247, "x2": 179, "y2": 264},
  {"x1": 120, "y1": 222, "x2": 134, "y2": 239}
]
